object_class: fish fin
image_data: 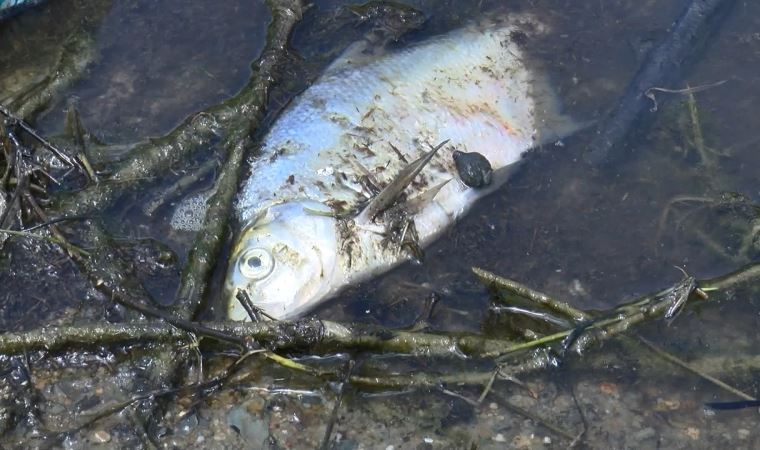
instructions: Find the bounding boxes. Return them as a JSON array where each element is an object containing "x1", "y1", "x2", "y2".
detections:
[
  {"x1": 402, "y1": 179, "x2": 451, "y2": 216},
  {"x1": 322, "y1": 38, "x2": 384, "y2": 76},
  {"x1": 526, "y1": 67, "x2": 591, "y2": 144},
  {"x1": 356, "y1": 139, "x2": 449, "y2": 224}
]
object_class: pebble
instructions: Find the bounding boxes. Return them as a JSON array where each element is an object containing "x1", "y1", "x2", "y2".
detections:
[
  {"x1": 738, "y1": 429, "x2": 750, "y2": 440},
  {"x1": 598, "y1": 382, "x2": 619, "y2": 396},
  {"x1": 91, "y1": 430, "x2": 111, "y2": 444},
  {"x1": 492, "y1": 433, "x2": 506, "y2": 443},
  {"x1": 632, "y1": 427, "x2": 656, "y2": 441},
  {"x1": 684, "y1": 427, "x2": 700, "y2": 440},
  {"x1": 655, "y1": 397, "x2": 680, "y2": 411}
]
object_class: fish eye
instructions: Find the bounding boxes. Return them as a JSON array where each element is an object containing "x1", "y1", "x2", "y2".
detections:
[{"x1": 239, "y1": 248, "x2": 274, "y2": 280}]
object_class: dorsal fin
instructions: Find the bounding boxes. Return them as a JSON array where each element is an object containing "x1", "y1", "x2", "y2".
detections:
[{"x1": 355, "y1": 139, "x2": 449, "y2": 224}]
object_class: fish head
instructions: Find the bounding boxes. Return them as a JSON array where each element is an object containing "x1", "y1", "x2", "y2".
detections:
[{"x1": 224, "y1": 201, "x2": 340, "y2": 320}]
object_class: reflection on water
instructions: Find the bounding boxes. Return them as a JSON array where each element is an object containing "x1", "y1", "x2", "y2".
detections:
[{"x1": 0, "y1": 0, "x2": 758, "y2": 448}]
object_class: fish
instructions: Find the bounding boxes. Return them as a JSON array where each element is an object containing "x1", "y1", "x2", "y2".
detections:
[{"x1": 223, "y1": 15, "x2": 578, "y2": 320}]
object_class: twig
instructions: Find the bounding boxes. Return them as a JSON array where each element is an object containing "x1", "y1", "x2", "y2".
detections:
[
  {"x1": 0, "y1": 263, "x2": 758, "y2": 357},
  {"x1": 473, "y1": 267, "x2": 591, "y2": 323},
  {"x1": 0, "y1": 105, "x2": 83, "y2": 172},
  {"x1": 0, "y1": 318, "x2": 513, "y2": 359},
  {"x1": 113, "y1": 293, "x2": 246, "y2": 348},
  {"x1": 319, "y1": 360, "x2": 354, "y2": 450},
  {"x1": 5, "y1": 27, "x2": 100, "y2": 122},
  {"x1": 477, "y1": 370, "x2": 498, "y2": 404},
  {"x1": 236, "y1": 290, "x2": 278, "y2": 322},
  {"x1": 479, "y1": 264, "x2": 758, "y2": 401},
  {"x1": 700, "y1": 261, "x2": 760, "y2": 291},
  {"x1": 142, "y1": 158, "x2": 217, "y2": 216},
  {"x1": 0, "y1": 227, "x2": 89, "y2": 256},
  {"x1": 50, "y1": 0, "x2": 304, "y2": 220},
  {"x1": 491, "y1": 391, "x2": 578, "y2": 441},
  {"x1": 644, "y1": 79, "x2": 727, "y2": 112},
  {"x1": 634, "y1": 335, "x2": 755, "y2": 401}
]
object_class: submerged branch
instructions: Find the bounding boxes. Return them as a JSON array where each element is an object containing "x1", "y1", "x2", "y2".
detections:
[
  {"x1": 172, "y1": 0, "x2": 304, "y2": 320},
  {"x1": 1, "y1": 262, "x2": 758, "y2": 363},
  {"x1": 584, "y1": 0, "x2": 737, "y2": 165},
  {"x1": 50, "y1": 0, "x2": 303, "y2": 219},
  {"x1": 0, "y1": 318, "x2": 515, "y2": 358},
  {"x1": 6, "y1": 27, "x2": 98, "y2": 122}
]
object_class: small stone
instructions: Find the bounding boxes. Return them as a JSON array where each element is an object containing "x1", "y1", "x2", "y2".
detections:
[
  {"x1": 492, "y1": 433, "x2": 506, "y2": 443},
  {"x1": 91, "y1": 430, "x2": 111, "y2": 444},
  {"x1": 423, "y1": 437, "x2": 434, "y2": 444},
  {"x1": 684, "y1": 427, "x2": 700, "y2": 440},
  {"x1": 655, "y1": 397, "x2": 680, "y2": 411},
  {"x1": 489, "y1": 402, "x2": 498, "y2": 410},
  {"x1": 245, "y1": 397, "x2": 266, "y2": 414},
  {"x1": 738, "y1": 429, "x2": 750, "y2": 440},
  {"x1": 632, "y1": 427, "x2": 656, "y2": 441},
  {"x1": 386, "y1": 446, "x2": 395, "y2": 450},
  {"x1": 543, "y1": 436, "x2": 552, "y2": 444},
  {"x1": 598, "y1": 382, "x2": 618, "y2": 396},
  {"x1": 512, "y1": 434, "x2": 532, "y2": 447}
]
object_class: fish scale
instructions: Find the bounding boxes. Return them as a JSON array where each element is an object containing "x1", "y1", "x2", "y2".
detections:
[{"x1": 237, "y1": 25, "x2": 536, "y2": 222}]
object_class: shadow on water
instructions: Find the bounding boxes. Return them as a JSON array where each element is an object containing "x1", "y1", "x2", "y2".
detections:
[{"x1": 1, "y1": 0, "x2": 759, "y2": 448}]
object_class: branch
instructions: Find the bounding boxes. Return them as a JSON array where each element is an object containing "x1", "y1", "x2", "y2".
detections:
[
  {"x1": 155, "y1": 0, "x2": 305, "y2": 430},
  {"x1": 0, "y1": 318, "x2": 516, "y2": 358},
  {"x1": 583, "y1": 0, "x2": 737, "y2": 165},
  {"x1": 49, "y1": 0, "x2": 304, "y2": 219}
]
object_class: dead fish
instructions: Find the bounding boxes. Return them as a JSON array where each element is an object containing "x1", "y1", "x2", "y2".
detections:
[{"x1": 224, "y1": 15, "x2": 578, "y2": 320}]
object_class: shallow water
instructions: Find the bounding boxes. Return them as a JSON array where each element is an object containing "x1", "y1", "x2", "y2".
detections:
[{"x1": 1, "y1": 0, "x2": 759, "y2": 448}]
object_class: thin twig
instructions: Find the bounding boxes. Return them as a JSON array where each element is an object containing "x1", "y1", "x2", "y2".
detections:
[
  {"x1": 634, "y1": 335, "x2": 756, "y2": 401},
  {"x1": 320, "y1": 360, "x2": 354, "y2": 450},
  {"x1": 644, "y1": 79, "x2": 727, "y2": 112},
  {"x1": 473, "y1": 267, "x2": 591, "y2": 323}
]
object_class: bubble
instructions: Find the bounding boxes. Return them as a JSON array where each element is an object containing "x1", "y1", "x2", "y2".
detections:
[{"x1": 169, "y1": 190, "x2": 214, "y2": 231}]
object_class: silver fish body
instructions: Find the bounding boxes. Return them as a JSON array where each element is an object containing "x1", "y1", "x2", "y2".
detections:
[{"x1": 225, "y1": 16, "x2": 576, "y2": 320}]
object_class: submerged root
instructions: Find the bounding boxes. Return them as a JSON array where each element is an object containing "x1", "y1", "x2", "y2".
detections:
[{"x1": 656, "y1": 192, "x2": 760, "y2": 261}]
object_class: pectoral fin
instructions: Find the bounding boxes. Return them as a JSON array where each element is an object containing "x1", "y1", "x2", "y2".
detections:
[
  {"x1": 356, "y1": 139, "x2": 449, "y2": 224},
  {"x1": 403, "y1": 179, "x2": 450, "y2": 215}
]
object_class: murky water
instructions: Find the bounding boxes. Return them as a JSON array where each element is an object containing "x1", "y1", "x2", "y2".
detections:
[{"x1": 1, "y1": 0, "x2": 759, "y2": 448}]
